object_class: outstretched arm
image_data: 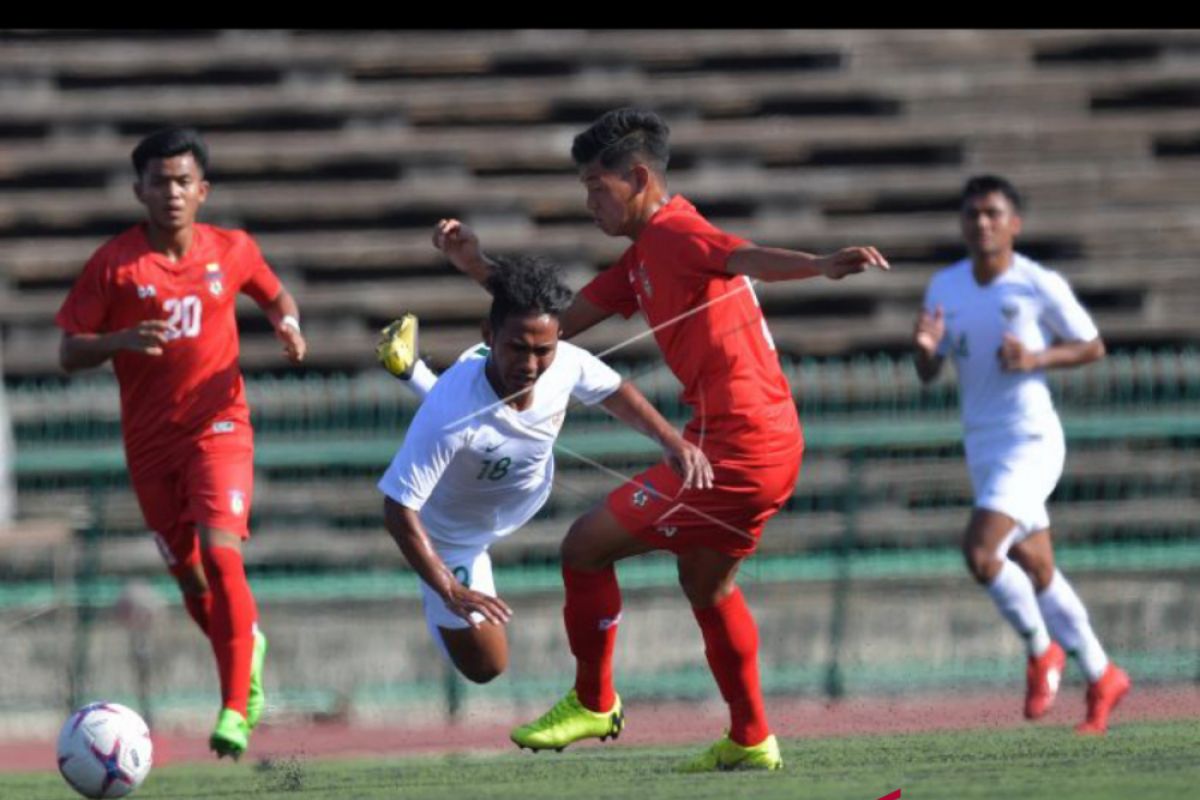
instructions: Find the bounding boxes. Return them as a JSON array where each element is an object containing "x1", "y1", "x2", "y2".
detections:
[
  {"x1": 383, "y1": 498, "x2": 512, "y2": 627},
  {"x1": 727, "y1": 244, "x2": 889, "y2": 283},
  {"x1": 599, "y1": 382, "x2": 713, "y2": 490},
  {"x1": 432, "y1": 218, "x2": 615, "y2": 340},
  {"x1": 432, "y1": 218, "x2": 497, "y2": 289}
]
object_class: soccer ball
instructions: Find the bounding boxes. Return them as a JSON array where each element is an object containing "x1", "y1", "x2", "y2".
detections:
[{"x1": 56, "y1": 702, "x2": 153, "y2": 799}]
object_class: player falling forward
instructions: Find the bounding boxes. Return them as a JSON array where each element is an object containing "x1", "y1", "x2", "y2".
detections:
[
  {"x1": 432, "y1": 108, "x2": 888, "y2": 771},
  {"x1": 913, "y1": 175, "x2": 1130, "y2": 734},
  {"x1": 376, "y1": 256, "x2": 710, "y2": 687},
  {"x1": 56, "y1": 128, "x2": 306, "y2": 758}
]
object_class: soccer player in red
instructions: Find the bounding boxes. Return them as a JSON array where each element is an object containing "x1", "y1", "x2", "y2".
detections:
[
  {"x1": 432, "y1": 108, "x2": 888, "y2": 771},
  {"x1": 55, "y1": 127, "x2": 307, "y2": 759}
]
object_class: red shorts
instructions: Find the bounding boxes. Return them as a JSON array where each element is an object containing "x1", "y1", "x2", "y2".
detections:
[
  {"x1": 606, "y1": 444, "x2": 803, "y2": 558},
  {"x1": 128, "y1": 419, "x2": 255, "y2": 568}
]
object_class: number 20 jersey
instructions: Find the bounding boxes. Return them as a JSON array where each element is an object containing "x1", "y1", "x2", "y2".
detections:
[{"x1": 55, "y1": 223, "x2": 282, "y2": 465}]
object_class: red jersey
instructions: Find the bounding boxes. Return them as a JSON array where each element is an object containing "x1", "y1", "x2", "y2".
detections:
[
  {"x1": 580, "y1": 195, "x2": 801, "y2": 458},
  {"x1": 56, "y1": 223, "x2": 282, "y2": 465}
]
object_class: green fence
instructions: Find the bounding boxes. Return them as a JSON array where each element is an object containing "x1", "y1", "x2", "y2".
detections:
[{"x1": 2, "y1": 348, "x2": 1198, "y2": 723}]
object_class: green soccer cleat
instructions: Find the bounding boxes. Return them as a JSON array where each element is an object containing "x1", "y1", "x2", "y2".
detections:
[
  {"x1": 246, "y1": 629, "x2": 268, "y2": 730},
  {"x1": 209, "y1": 708, "x2": 250, "y2": 760},
  {"x1": 376, "y1": 313, "x2": 420, "y2": 380},
  {"x1": 677, "y1": 732, "x2": 783, "y2": 773},
  {"x1": 510, "y1": 689, "x2": 624, "y2": 752}
]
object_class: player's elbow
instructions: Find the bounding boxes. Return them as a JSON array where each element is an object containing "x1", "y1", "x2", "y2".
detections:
[{"x1": 58, "y1": 339, "x2": 82, "y2": 374}]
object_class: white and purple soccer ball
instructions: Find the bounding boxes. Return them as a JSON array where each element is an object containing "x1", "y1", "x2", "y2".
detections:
[{"x1": 56, "y1": 702, "x2": 153, "y2": 799}]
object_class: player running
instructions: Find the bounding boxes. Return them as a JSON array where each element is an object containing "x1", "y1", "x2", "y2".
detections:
[
  {"x1": 431, "y1": 108, "x2": 888, "y2": 771},
  {"x1": 913, "y1": 174, "x2": 1130, "y2": 734},
  {"x1": 376, "y1": 256, "x2": 710, "y2": 685},
  {"x1": 56, "y1": 127, "x2": 306, "y2": 759}
]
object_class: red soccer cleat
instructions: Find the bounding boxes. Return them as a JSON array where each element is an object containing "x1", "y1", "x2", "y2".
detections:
[
  {"x1": 1075, "y1": 664, "x2": 1131, "y2": 735},
  {"x1": 1025, "y1": 641, "x2": 1066, "y2": 720}
]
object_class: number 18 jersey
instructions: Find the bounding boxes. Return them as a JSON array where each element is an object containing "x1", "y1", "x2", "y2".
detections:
[{"x1": 377, "y1": 341, "x2": 621, "y2": 556}]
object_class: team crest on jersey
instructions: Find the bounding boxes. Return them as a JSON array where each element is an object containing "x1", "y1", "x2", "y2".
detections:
[
  {"x1": 136, "y1": 284, "x2": 157, "y2": 299},
  {"x1": 205, "y1": 262, "x2": 224, "y2": 297},
  {"x1": 631, "y1": 480, "x2": 657, "y2": 508},
  {"x1": 1001, "y1": 302, "x2": 1019, "y2": 321},
  {"x1": 229, "y1": 490, "x2": 246, "y2": 516}
]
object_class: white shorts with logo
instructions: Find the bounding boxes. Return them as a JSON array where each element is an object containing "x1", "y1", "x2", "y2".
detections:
[
  {"x1": 420, "y1": 546, "x2": 497, "y2": 660},
  {"x1": 965, "y1": 425, "x2": 1065, "y2": 540}
]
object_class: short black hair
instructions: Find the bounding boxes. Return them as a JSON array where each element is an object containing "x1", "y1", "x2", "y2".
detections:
[
  {"x1": 486, "y1": 255, "x2": 574, "y2": 331},
  {"x1": 961, "y1": 174, "x2": 1022, "y2": 212},
  {"x1": 131, "y1": 127, "x2": 209, "y2": 178},
  {"x1": 571, "y1": 107, "x2": 670, "y2": 174}
]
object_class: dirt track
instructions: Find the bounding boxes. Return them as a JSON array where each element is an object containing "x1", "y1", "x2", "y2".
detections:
[{"x1": 6, "y1": 684, "x2": 1198, "y2": 773}]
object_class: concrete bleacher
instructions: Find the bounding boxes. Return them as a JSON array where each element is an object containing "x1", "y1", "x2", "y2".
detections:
[
  {"x1": 2, "y1": 29, "x2": 1199, "y2": 588},
  {"x1": 2, "y1": 29, "x2": 1200, "y2": 378}
]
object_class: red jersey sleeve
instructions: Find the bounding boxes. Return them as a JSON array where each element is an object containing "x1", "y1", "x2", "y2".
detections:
[
  {"x1": 234, "y1": 233, "x2": 283, "y2": 305},
  {"x1": 55, "y1": 249, "x2": 113, "y2": 334},
  {"x1": 579, "y1": 248, "x2": 639, "y2": 319},
  {"x1": 642, "y1": 216, "x2": 749, "y2": 280}
]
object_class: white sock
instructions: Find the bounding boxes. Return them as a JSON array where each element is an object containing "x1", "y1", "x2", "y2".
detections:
[
  {"x1": 1037, "y1": 569, "x2": 1109, "y2": 682},
  {"x1": 404, "y1": 359, "x2": 438, "y2": 400},
  {"x1": 986, "y1": 560, "x2": 1051, "y2": 657}
]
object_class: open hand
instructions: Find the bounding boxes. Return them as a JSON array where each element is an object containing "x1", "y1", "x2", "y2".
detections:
[
  {"x1": 820, "y1": 246, "x2": 890, "y2": 280},
  {"x1": 913, "y1": 307, "x2": 945, "y2": 357}
]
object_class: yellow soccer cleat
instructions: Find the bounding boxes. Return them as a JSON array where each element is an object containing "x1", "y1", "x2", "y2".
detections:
[
  {"x1": 209, "y1": 708, "x2": 250, "y2": 760},
  {"x1": 510, "y1": 689, "x2": 624, "y2": 752},
  {"x1": 376, "y1": 313, "x2": 419, "y2": 380},
  {"x1": 677, "y1": 732, "x2": 783, "y2": 773},
  {"x1": 246, "y1": 629, "x2": 268, "y2": 730}
]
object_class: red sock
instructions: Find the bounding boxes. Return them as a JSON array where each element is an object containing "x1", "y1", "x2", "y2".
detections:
[
  {"x1": 693, "y1": 587, "x2": 770, "y2": 746},
  {"x1": 563, "y1": 564, "x2": 621, "y2": 713},
  {"x1": 201, "y1": 545, "x2": 258, "y2": 718},
  {"x1": 169, "y1": 558, "x2": 212, "y2": 635}
]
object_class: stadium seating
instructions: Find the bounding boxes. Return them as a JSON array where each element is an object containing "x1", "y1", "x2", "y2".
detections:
[{"x1": 2, "y1": 29, "x2": 1200, "y2": 376}]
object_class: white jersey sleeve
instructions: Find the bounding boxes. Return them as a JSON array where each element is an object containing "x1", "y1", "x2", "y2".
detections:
[
  {"x1": 1036, "y1": 270, "x2": 1100, "y2": 343},
  {"x1": 563, "y1": 342, "x2": 623, "y2": 406},
  {"x1": 377, "y1": 401, "x2": 465, "y2": 511}
]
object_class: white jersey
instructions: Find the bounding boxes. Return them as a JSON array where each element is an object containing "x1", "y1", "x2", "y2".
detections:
[
  {"x1": 924, "y1": 253, "x2": 1099, "y2": 439},
  {"x1": 377, "y1": 340, "x2": 622, "y2": 555}
]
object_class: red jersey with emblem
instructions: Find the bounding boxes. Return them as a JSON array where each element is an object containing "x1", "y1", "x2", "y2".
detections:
[
  {"x1": 580, "y1": 195, "x2": 801, "y2": 458},
  {"x1": 56, "y1": 223, "x2": 282, "y2": 465}
]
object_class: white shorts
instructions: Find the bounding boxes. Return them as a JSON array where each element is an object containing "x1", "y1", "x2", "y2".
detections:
[
  {"x1": 965, "y1": 426, "x2": 1065, "y2": 538},
  {"x1": 420, "y1": 547, "x2": 496, "y2": 660}
]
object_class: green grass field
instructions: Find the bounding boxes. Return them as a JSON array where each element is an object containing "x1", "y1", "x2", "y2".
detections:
[{"x1": 10, "y1": 721, "x2": 1198, "y2": 800}]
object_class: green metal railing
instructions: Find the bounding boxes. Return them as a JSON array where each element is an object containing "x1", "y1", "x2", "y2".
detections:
[{"x1": 3, "y1": 347, "x2": 1198, "y2": 718}]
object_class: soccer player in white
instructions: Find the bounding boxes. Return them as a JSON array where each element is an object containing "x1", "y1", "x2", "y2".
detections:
[
  {"x1": 913, "y1": 175, "x2": 1130, "y2": 734},
  {"x1": 377, "y1": 256, "x2": 711, "y2": 683}
]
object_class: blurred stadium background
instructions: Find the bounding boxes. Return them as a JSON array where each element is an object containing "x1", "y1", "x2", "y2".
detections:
[{"x1": 0, "y1": 28, "x2": 1198, "y2": 737}]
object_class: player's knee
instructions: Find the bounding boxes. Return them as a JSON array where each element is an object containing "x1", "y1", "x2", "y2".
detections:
[
  {"x1": 169, "y1": 562, "x2": 208, "y2": 596},
  {"x1": 1024, "y1": 560, "x2": 1055, "y2": 591},
  {"x1": 963, "y1": 544, "x2": 1001, "y2": 584},
  {"x1": 560, "y1": 523, "x2": 599, "y2": 571}
]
